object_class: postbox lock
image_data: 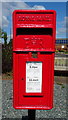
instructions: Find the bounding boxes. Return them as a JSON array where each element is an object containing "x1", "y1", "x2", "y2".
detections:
[{"x1": 32, "y1": 52, "x2": 37, "y2": 58}]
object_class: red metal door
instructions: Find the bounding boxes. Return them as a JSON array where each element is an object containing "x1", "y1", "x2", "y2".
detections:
[{"x1": 13, "y1": 52, "x2": 54, "y2": 109}]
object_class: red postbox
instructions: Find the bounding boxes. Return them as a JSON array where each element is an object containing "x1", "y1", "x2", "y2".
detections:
[{"x1": 13, "y1": 10, "x2": 56, "y2": 110}]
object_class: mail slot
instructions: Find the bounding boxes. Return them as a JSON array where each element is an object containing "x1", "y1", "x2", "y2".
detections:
[{"x1": 13, "y1": 10, "x2": 56, "y2": 109}]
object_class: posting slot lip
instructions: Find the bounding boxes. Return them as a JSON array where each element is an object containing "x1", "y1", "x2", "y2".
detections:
[{"x1": 13, "y1": 49, "x2": 55, "y2": 52}]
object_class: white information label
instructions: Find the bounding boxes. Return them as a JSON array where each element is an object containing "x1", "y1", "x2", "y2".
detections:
[{"x1": 26, "y1": 62, "x2": 42, "y2": 93}]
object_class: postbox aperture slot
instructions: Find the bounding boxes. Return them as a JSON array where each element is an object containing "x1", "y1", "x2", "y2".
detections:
[
  {"x1": 16, "y1": 28, "x2": 52, "y2": 36},
  {"x1": 40, "y1": 52, "x2": 53, "y2": 54}
]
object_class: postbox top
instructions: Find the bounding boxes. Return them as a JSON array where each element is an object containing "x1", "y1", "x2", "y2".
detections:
[
  {"x1": 13, "y1": 9, "x2": 56, "y2": 52},
  {"x1": 13, "y1": 9, "x2": 56, "y2": 15}
]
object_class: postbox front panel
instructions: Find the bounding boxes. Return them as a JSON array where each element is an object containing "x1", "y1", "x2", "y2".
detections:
[
  {"x1": 15, "y1": 35, "x2": 52, "y2": 50},
  {"x1": 13, "y1": 52, "x2": 54, "y2": 109}
]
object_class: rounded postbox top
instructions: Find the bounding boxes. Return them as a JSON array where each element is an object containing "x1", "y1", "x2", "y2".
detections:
[{"x1": 13, "y1": 9, "x2": 56, "y2": 15}]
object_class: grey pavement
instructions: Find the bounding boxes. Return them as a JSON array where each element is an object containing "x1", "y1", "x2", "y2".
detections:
[{"x1": 2, "y1": 78, "x2": 68, "y2": 120}]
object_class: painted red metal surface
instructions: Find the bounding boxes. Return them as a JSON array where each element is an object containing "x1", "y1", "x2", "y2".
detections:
[{"x1": 13, "y1": 10, "x2": 56, "y2": 110}]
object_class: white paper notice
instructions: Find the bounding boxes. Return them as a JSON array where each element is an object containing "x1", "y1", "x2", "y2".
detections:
[{"x1": 26, "y1": 62, "x2": 42, "y2": 93}]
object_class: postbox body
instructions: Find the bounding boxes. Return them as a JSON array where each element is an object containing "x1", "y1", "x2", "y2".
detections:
[{"x1": 13, "y1": 10, "x2": 56, "y2": 109}]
